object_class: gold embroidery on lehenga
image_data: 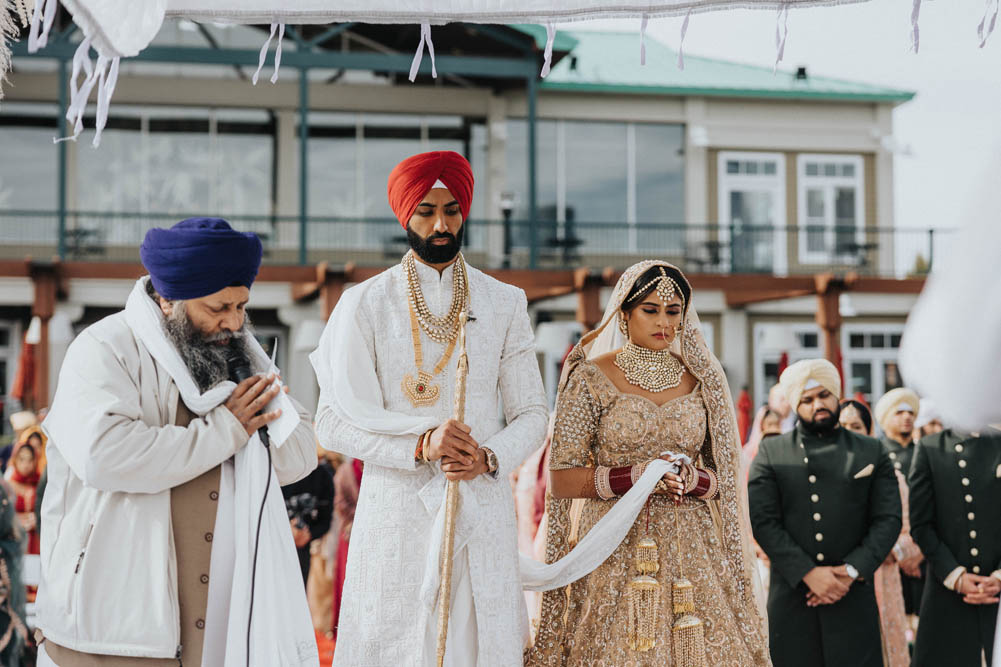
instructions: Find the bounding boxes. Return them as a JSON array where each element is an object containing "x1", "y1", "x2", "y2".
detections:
[{"x1": 525, "y1": 360, "x2": 770, "y2": 667}]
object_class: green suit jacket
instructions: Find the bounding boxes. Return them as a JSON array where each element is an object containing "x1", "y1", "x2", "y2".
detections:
[
  {"x1": 748, "y1": 424, "x2": 902, "y2": 666},
  {"x1": 908, "y1": 429, "x2": 1001, "y2": 666},
  {"x1": 749, "y1": 425, "x2": 902, "y2": 586}
]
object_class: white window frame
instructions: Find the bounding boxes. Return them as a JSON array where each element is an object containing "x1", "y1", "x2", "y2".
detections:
[
  {"x1": 717, "y1": 151, "x2": 787, "y2": 276},
  {"x1": 841, "y1": 323, "x2": 905, "y2": 406},
  {"x1": 796, "y1": 154, "x2": 865, "y2": 265}
]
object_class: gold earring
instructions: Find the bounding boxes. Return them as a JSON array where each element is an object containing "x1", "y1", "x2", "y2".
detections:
[{"x1": 619, "y1": 316, "x2": 629, "y2": 336}]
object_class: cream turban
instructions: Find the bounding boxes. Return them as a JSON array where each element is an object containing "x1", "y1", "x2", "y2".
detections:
[
  {"x1": 875, "y1": 388, "x2": 920, "y2": 430},
  {"x1": 779, "y1": 359, "x2": 842, "y2": 409},
  {"x1": 9, "y1": 410, "x2": 37, "y2": 432}
]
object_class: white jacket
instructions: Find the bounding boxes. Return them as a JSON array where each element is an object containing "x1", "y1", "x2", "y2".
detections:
[{"x1": 38, "y1": 311, "x2": 317, "y2": 658}]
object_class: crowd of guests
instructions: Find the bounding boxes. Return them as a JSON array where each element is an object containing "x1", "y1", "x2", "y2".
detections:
[{"x1": 0, "y1": 409, "x2": 49, "y2": 664}]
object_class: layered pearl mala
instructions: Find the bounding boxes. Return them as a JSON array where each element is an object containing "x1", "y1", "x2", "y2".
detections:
[
  {"x1": 614, "y1": 341, "x2": 685, "y2": 393},
  {"x1": 403, "y1": 250, "x2": 468, "y2": 343}
]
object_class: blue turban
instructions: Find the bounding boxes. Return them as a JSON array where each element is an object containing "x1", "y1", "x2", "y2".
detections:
[{"x1": 140, "y1": 217, "x2": 263, "y2": 300}]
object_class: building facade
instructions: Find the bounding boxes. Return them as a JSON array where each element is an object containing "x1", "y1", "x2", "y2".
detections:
[{"x1": 0, "y1": 20, "x2": 937, "y2": 431}]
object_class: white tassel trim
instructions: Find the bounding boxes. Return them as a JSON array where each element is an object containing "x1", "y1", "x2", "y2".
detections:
[
  {"x1": 774, "y1": 3, "x2": 790, "y2": 73},
  {"x1": 640, "y1": 15, "x2": 648, "y2": 66},
  {"x1": 541, "y1": 22, "x2": 555, "y2": 77},
  {"x1": 409, "y1": 22, "x2": 437, "y2": 82},
  {"x1": 27, "y1": 0, "x2": 56, "y2": 53},
  {"x1": 253, "y1": 22, "x2": 287, "y2": 86},
  {"x1": 978, "y1": 0, "x2": 999, "y2": 48},
  {"x1": 677, "y1": 10, "x2": 691, "y2": 70}
]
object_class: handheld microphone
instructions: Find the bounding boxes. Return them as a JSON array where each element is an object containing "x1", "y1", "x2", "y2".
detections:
[{"x1": 226, "y1": 341, "x2": 270, "y2": 448}]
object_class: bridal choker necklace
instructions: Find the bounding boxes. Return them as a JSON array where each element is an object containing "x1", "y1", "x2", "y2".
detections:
[{"x1": 615, "y1": 341, "x2": 685, "y2": 393}]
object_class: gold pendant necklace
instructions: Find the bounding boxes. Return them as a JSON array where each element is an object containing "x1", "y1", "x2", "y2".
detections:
[
  {"x1": 402, "y1": 299, "x2": 459, "y2": 407},
  {"x1": 615, "y1": 341, "x2": 684, "y2": 393}
]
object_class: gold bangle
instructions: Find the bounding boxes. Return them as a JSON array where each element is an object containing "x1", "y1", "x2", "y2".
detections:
[
  {"x1": 595, "y1": 466, "x2": 614, "y2": 500},
  {"x1": 421, "y1": 429, "x2": 434, "y2": 463}
]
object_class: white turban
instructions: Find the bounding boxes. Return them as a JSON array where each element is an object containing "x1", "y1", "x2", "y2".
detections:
[
  {"x1": 875, "y1": 388, "x2": 920, "y2": 431},
  {"x1": 779, "y1": 359, "x2": 842, "y2": 409},
  {"x1": 914, "y1": 399, "x2": 941, "y2": 430}
]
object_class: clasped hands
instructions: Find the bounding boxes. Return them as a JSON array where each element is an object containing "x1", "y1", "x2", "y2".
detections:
[
  {"x1": 656, "y1": 451, "x2": 692, "y2": 499},
  {"x1": 428, "y1": 419, "x2": 489, "y2": 481},
  {"x1": 803, "y1": 565, "x2": 856, "y2": 607},
  {"x1": 955, "y1": 573, "x2": 1001, "y2": 605}
]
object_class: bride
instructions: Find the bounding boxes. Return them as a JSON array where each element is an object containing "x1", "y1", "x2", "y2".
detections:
[{"x1": 525, "y1": 260, "x2": 770, "y2": 667}]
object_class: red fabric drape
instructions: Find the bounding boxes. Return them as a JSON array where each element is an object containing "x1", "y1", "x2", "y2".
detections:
[
  {"x1": 736, "y1": 389, "x2": 753, "y2": 444},
  {"x1": 10, "y1": 337, "x2": 36, "y2": 408}
]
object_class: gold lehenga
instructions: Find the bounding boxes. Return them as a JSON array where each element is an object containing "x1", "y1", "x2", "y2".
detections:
[{"x1": 526, "y1": 361, "x2": 771, "y2": 667}]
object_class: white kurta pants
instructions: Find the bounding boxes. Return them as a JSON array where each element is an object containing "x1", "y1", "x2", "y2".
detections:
[{"x1": 424, "y1": 547, "x2": 478, "y2": 667}]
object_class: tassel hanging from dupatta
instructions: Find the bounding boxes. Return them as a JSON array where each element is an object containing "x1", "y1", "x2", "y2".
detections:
[{"x1": 671, "y1": 499, "x2": 707, "y2": 667}]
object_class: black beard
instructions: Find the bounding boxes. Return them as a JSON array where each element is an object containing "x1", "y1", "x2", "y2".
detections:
[
  {"x1": 163, "y1": 306, "x2": 256, "y2": 392},
  {"x1": 406, "y1": 223, "x2": 464, "y2": 264},
  {"x1": 799, "y1": 404, "x2": 842, "y2": 436}
]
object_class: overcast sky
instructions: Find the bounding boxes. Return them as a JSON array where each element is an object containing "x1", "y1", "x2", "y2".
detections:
[{"x1": 575, "y1": 0, "x2": 1001, "y2": 234}]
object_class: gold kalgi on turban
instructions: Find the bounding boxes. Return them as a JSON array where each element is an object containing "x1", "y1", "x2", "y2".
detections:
[
  {"x1": 874, "y1": 388, "x2": 920, "y2": 431},
  {"x1": 779, "y1": 359, "x2": 842, "y2": 408}
]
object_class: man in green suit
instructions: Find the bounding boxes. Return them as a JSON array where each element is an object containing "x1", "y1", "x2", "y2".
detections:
[
  {"x1": 909, "y1": 427, "x2": 1001, "y2": 666},
  {"x1": 874, "y1": 387, "x2": 926, "y2": 615},
  {"x1": 748, "y1": 358, "x2": 901, "y2": 667}
]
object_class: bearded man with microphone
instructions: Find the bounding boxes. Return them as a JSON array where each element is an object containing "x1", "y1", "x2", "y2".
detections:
[{"x1": 35, "y1": 218, "x2": 318, "y2": 666}]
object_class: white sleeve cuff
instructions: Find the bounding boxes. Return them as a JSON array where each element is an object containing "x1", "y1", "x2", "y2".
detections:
[{"x1": 944, "y1": 566, "x2": 967, "y2": 591}]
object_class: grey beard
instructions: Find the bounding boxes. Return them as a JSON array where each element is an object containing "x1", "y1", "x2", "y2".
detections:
[{"x1": 162, "y1": 302, "x2": 256, "y2": 393}]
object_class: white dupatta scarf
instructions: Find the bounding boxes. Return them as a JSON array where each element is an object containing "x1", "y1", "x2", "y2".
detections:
[{"x1": 124, "y1": 278, "x2": 317, "y2": 667}]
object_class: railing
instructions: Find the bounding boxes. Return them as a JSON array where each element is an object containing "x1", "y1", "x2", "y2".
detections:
[{"x1": 0, "y1": 209, "x2": 954, "y2": 278}]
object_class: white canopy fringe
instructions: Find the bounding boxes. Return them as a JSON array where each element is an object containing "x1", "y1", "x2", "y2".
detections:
[
  {"x1": 978, "y1": 0, "x2": 999, "y2": 47},
  {"x1": 774, "y1": 3, "x2": 789, "y2": 72},
  {"x1": 639, "y1": 15, "x2": 648, "y2": 65},
  {"x1": 910, "y1": 0, "x2": 921, "y2": 53},
  {"x1": 677, "y1": 9, "x2": 691, "y2": 70},
  {"x1": 540, "y1": 22, "x2": 555, "y2": 77},
  {"x1": 92, "y1": 54, "x2": 119, "y2": 147},
  {"x1": 26, "y1": 0, "x2": 56, "y2": 52},
  {"x1": 270, "y1": 22, "x2": 284, "y2": 83},
  {"x1": 408, "y1": 21, "x2": 437, "y2": 82},
  {"x1": 252, "y1": 22, "x2": 276, "y2": 85}
]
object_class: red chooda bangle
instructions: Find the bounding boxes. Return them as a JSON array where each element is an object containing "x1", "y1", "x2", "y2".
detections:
[{"x1": 608, "y1": 466, "x2": 634, "y2": 496}]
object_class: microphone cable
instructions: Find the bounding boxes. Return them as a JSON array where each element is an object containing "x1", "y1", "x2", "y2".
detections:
[{"x1": 246, "y1": 428, "x2": 270, "y2": 667}]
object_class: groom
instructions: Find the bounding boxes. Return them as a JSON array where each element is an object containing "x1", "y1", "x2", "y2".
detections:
[{"x1": 312, "y1": 151, "x2": 548, "y2": 666}]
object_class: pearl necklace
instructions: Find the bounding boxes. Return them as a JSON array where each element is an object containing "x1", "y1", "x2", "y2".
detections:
[
  {"x1": 615, "y1": 341, "x2": 685, "y2": 393},
  {"x1": 403, "y1": 250, "x2": 468, "y2": 344}
]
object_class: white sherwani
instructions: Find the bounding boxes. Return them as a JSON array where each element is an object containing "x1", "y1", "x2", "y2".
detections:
[{"x1": 311, "y1": 258, "x2": 548, "y2": 667}]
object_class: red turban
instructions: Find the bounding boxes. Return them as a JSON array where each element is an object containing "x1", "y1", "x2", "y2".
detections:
[{"x1": 387, "y1": 151, "x2": 474, "y2": 228}]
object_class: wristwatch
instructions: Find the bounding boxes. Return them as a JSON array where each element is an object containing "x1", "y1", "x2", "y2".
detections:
[
  {"x1": 483, "y1": 448, "x2": 499, "y2": 479},
  {"x1": 844, "y1": 563, "x2": 859, "y2": 580}
]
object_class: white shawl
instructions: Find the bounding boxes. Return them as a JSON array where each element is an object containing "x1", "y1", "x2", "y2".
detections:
[{"x1": 124, "y1": 278, "x2": 317, "y2": 667}]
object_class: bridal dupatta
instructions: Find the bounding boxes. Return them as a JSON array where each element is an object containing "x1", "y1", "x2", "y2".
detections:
[{"x1": 526, "y1": 260, "x2": 767, "y2": 664}]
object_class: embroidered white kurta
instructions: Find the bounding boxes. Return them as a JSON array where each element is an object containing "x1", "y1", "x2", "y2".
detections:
[{"x1": 313, "y1": 259, "x2": 548, "y2": 667}]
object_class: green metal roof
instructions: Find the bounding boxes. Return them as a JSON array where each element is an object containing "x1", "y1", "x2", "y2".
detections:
[
  {"x1": 511, "y1": 24, "x2": 580, "y2": 53},
  {"x1": 513, "y1": 28, "x2": 914, "y2": 104}
]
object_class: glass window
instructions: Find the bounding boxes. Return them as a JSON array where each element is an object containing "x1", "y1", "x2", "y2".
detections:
[
  {"x1": 0, "y1": 126, "x2": 57, "y2": 210},
  {"x1": 76, "y1": 106, "x2": 273, "y2": 217},
  {"x1": 849, "y1": 333, "x2": 865, "y2": 348},
  {"x1": 851, "y1": 362, "x2": 873, "y2": 397},
  {"x1": 635, "y1": 123, "x2": 684, "y2": 253},
  {"x1": 718, "y1": 151, "x2": 786, "y2": 274},
  {"x1": 797, "y1": 332, "x2": 819, "y2": 348},
  {"x1": 890, "y1": 333, "x2": 902, "y2": 348},
  {"x1": 870, "y1": 333, "x2": 885, "y2": 348},
  {"x1": 797, "y1": 154, "x2": 864, "y2": 264},
  {"x1": 564, "y1": 121, "x2": 627, "y2": 226},
  {"x1": 727, "y1": 160, "x2": 739, "y2": 174},
  {"x1": 883, "y1": 361, "x2": 902, "y2": 391}
]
